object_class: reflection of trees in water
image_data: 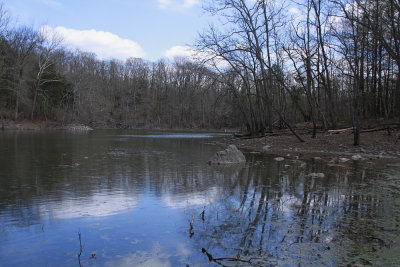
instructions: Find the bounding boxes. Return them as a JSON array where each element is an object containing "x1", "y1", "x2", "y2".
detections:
[
  {"x1": 190, "y1": 155, "x2": 400, "y2": 266},
  {"x1": 0, "y1": 132, "x2": 149, "y2": 226},
  {"x1": 0, "y1": 132, "x2": 226, "y2": 227},
  {"x1": 2, "y1": 132, "x2": 400, "y2": 265}
]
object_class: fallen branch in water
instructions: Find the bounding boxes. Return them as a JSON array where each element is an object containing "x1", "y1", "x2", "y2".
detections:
[
  {"x1": 201, "y1": 248, "x2": 263, "y2": 266},
  {"x1": 189, "y1": 215, "x2": 194, "y2": 238},
  {"x1": 77, "y1": 229, "x2": 84, "y2": 267},
  {"x1": 200, "y1": 208, "x2": 205, "y2": 222}
]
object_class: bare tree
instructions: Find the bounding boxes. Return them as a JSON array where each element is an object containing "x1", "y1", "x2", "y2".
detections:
[
  {"x1": 196, "y1": 0, "x2": 304, "y2": 141},
  {"x1": 30, "y1": 28, "x2": 63, "y2": 120},
  {"x1": 6, "y1": 26, "x2": 40, "y2": 120}
]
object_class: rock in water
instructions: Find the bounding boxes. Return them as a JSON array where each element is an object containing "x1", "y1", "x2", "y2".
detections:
[
  {"x1": 262, "y1": 145, "x2": 271, "y2": 151},
  {"x1": 308, "y1": 173, "x2": 325, "y2": 178},
  {"x1": 66, "y1": 124, "x2": 93, "y2": 131},
  {"x1": 208, "y1": 145, "x2": 246, "y2": 165},
  {"x1": 352, "y1": 154, "x2": 363, "y2": 161}
]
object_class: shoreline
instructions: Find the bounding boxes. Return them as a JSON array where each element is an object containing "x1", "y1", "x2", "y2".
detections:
[
  {"x1": 2, "y1": 119, "x2": 399, "y2": 162},
  {"x1": 0, "y1": 119, "x2": 235, "y2": 133},
  {"x1": 0, "y1": 120, "x2": 93, "y2": 131},
  {"x1": 222, "y1": 130, "x2": 400, "y2": 164}
]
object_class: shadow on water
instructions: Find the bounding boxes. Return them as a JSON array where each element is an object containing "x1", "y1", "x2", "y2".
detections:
[{"x1": 0, "y1": 130, "x2": 399, "y2": 266}]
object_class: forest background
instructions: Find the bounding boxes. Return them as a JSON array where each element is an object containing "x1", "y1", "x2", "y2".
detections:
[{"x1": 0, "y1": 0, "x2": 399, "y2": 146}]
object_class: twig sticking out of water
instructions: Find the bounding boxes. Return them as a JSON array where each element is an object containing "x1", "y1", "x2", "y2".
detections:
[
  {"x1": 77, "y1": 229, "x2": 84, "y2": 267},
  {"x1": 189, "y1": 215, "x2": 194, "y2": 238},
  {"x1": 202, "y1": 248, "x2": 214, "y2": 262},
  {"x1": 201, "y1": 248, "x2": 263, "y2": 267}
]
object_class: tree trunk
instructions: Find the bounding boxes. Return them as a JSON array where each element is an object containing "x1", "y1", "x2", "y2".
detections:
[
  {"x1": 31, "y1": 78, "x2": 40, "y2": 120},
  {"x1": 14, "y1": 91, "x2": 19, "y2": 121}
]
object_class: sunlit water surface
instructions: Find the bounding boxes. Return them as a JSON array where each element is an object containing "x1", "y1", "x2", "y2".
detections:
[{"x1": 0, "y1": 130, "x2": 399, "y2": 266}]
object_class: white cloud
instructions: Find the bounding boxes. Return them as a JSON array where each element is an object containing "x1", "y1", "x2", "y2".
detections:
[
  {"x1": 289, "y1": 7, "x2": 300, "y2": 15},
  {"x1": 157, "y1": 0, "x2": 200, "y2": 9},
  {"x1": 157, "y1": 0, "x2": 172, "y2": 9},
  {"x1": 39, "y1": 0, "x2": 62, "y2": 8},
  {"x1": 41, "y1": 25, "x2": 146, "y2": 60},
  {"x1": 288, "y1": 6, "x2": 306, "y2": 26},
  {"x1": 165, "y1": 45, "x2": 196, "y2": 59},
  {"x1": 165, "y1": 45, "x2": 230, "y2": 69},
  {"x1": 183, "y1": 0, "x2": 200, "y2": 9}
]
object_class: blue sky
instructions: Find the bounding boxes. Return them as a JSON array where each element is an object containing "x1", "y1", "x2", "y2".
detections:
[{"x1": 3, "y1": 0, "x2": 213, "y2": 61}]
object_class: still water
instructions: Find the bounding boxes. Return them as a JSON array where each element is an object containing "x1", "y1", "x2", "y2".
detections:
[{"x1": 0, "y1": 130, "x2": 399, "y2": 266}]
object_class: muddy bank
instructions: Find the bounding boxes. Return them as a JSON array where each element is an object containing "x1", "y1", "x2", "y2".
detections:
[
  {"x1": 0, "y1": 119, "x2": 233, "y2": 133},
  {"x1": 0, "y1": 120, "x2": 92, "y2": 131},
  {"x1": 217, "y1": 129, "x2": 400, "y2": 164}
]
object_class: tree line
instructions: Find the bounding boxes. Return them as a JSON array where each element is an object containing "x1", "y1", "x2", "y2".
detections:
[
  {"x1": 0, "y1": 1, "x2": 399, "y2": 144},
  {"x1": 0, "y1": 3, "x2": 236, "y2": 129},
  {"x1": 197, "y1": 0, "x2": 399, "y2": 145}
]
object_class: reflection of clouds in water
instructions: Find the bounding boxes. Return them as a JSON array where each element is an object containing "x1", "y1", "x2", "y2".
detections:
[
  {"x1": 39, "y1": 193, "x2": 138, "y2": 219},
  {"x1": 105, "y1": 254, "x2": 171, "y2": 267},
  {"x1": 104, "y1": 242, "x2": 193, "y2": 267},
  {"x1": 120, "y1": 133, "x2": 215, "y2": 139},
  {"x1": 115, "y1": 132, "x2": 231, "y2": 141},
  {"x1": 280, "y1": 193, "x2": 301, "y2": 214},
  {"x1": 104, "y1": 242, "x2": 172, "y2": 267},
  {"x1": 162, "y1": 187, "x2": 222, "y2": 208},
  {"x1": 176, "y1": 243, "x2": 191, "y2": 258}
]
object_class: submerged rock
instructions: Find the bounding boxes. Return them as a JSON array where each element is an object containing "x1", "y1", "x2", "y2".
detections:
[
  {"x1": 299, "y1": 161, "x2": 307, "y2": 168},
  {"x1": 352, "y1": 154, "x2": 364, "y2": 161},
  {"x1": 208, "y1": 145, "x2": 246, "y2": 165},
  {"x1": 308, "y1": 173, "x2": 325, "y2": 178},
  {"x1": 339, "y1": 157, "x2": 350, "y2": 163},
  {"x1": 263, "y1": 145, "x2": 271, "y2": 151},
  {"x1": 274, "y1": 157, "x2": 285, "y2": 162}
]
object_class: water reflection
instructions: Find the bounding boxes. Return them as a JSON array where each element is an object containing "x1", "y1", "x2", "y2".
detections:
[
  {"x1": 104, "y1": 242, "x2": 175, "y2": 267},
  {"x1": 0, "y1": 131, "x2": 399, "y2": 266},
  {"x1": 189, "y1": 155, "x2": 400, "y2": 266},
  {"x1": 120, "y1": 133, "x2": 215, "y2": 139},
  {"x1": 38, "y1": 193, "x2": 138, "y2": 219}
]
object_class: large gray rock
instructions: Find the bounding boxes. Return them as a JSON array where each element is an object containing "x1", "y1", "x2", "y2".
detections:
[
  {"x1": 339, "y1": 157, "x2": 350, "y2": 163},
  {"x1": 208, "y1": 145, "x2": 246, "y2": 165}
]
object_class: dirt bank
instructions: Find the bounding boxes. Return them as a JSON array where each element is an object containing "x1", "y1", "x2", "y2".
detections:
[
  {"x1": 0, "y1": 119, "x2": 92, "y2": 131},
  {"x1": 2, "y1": 119, "x2": 399, "y2": 163},
  {"x1": 221, "y1": 128, "x2": 400, "y2": 163}
]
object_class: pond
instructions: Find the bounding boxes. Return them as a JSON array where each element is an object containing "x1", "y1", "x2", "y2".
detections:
[{"x1": 0, "y1": 130, "x2": 399, "y2": 266}]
